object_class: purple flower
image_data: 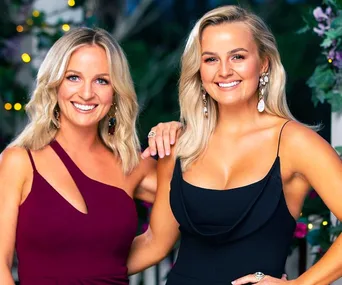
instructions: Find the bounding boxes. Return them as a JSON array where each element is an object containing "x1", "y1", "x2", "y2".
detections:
[
  {"x1": 309, "y1": 190, "x2": 318, "y2": 199},
  {"x1": 333, "y1": 51, "x2": 342, "y2": 69},
  {"x1": 313, "y1": 7, "x2": 329, "y2": 22},
  {"x1": 294, "y1": 222, "x2": 308, "y2": 239}
]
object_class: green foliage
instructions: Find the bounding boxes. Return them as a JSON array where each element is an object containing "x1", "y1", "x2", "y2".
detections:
[{"x1": 305, "y1": 2, "x2": 342, "y2": 111}]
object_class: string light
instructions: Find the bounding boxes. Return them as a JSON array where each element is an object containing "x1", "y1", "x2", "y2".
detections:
[
  {"x1": 68, "y1": 0, "x2": 76, "y2": 7},
  {"x1": 21, "y1": 53, "x2": 31, "y2": 63},
  {"x1": 62, "y1": 24, "x2": 70, "y2": 32},
  {"x1": 328, "y1": 58, "x2": 333, "y2": 63},
  {"x1": 322, "y1": 221, "x2": 328, "y2": 226},
  {"x1": 16, "y1": 25, "x2": 24, "y2": 32},
  {"x1": 4, "y1": 103, "x2": 12, "y2": 110},
  {"x1": 308, "y1": 223, "x2": 313, "y2": 230},
  {"x1": 26, "y1": 18, "x2": 33, "y2": 25},
  {"x1": 32, "y1": 10, "x2": 40, "y2": 17},
  {"x1": 14, "y1": 103, "x2": 22, "y2": 111}
]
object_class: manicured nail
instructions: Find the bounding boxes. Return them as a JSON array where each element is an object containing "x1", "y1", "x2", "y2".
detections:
[
  {"x1": 166, "y1": 151, "x2": 170, "y2": 156},
  {"x1": 231, "y1": 281, "x2": 236, "y2": 285},
  {"x1": 151, "y1": 151, "x2": 156, "y2": 156}
]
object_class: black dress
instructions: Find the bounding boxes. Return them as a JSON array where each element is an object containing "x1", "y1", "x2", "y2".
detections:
[{"x1": 167, "y1": 123, "x2": 296, "y2": 285}]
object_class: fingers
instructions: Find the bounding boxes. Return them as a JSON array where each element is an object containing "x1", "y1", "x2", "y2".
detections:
[
  {"x1": 146, "y1": 121, "x2": 183, "y2": 159},
  {"x1": 281, "y1": 274, "x2": 287, "y2": 280},
  {"x1": 141, "y1": 147, "x2": 151, "y2": 159},
  {"x1": 169, "y1": 121, "x2": 182, "y2": 145},
  {"x1": 232, "y1": 274, "x2": 258, "y2": 284}
]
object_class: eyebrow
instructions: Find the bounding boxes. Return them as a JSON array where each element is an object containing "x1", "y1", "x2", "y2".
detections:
[
  {"x1": 65, "y1": 70, "x2": 110, "y2": 77},
  {"x1": 201, "y1": 48, "x2": 248, "y2": 56}
]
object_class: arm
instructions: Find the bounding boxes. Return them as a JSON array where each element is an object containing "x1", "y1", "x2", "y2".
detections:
[
  {"x1": 0, "y1": 147, "x2": 29, "y2": 285},
  {"x1": 127, "y1": 152, "x2": 180, "y2": 275},
  {"x1": 286, "y1": 124, "x2": 342, "y2": 285},
  {"x1": 135, "y1": 121, "x2": 182, "y2": 203},
  {"x1": 233, "y1": 122, "x2": 342, "y2": 285}
]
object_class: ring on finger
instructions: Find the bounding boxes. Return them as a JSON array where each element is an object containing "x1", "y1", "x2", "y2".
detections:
[
  {"x1": 254, "y1": 272, "x2": 265, "y2": 282},
  {"x1": 147, "y1": 130, "x2": 156, "y2": 138}
]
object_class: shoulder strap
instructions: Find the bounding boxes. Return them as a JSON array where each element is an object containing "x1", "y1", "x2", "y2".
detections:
[
  {"x1": 26, "y1": 149, "x2": 37, "y2": 171},
  {"x1": 276, "y1": 120, "x2": 291, "y2": 156}
]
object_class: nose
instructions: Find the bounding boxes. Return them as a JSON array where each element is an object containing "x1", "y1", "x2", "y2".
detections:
[
  {"x1": 79, "y1": 81, "x2": 95, "y2": 101},
  {"x1": 218, "y1": 61, "x2": 233, "y2": 78}
]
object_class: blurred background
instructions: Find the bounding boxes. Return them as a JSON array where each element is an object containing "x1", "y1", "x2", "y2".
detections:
[{"x1": 0, "y1": 0, "x2": 341, "y2": 284}]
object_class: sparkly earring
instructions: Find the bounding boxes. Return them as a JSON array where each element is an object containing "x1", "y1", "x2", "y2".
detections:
[
  {"x1": 53, "y1": 107, "x2": 60, "y2": 129},
  {"x1": 201, "y1": 86, "x2": 208, "y2": 118},
  {"x1": 108, "y1": 102, "x2": 117, "y2": 135},
  {"x1": 257, "y1": 72, "x2": 269, "y2": 113}
]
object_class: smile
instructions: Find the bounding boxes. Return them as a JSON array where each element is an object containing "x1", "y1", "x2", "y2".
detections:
[
  {"x1": 72, "y1": 102, "x2": 97, "y2": 111},
  {"x1": 217, "y1": 81, "x2": 241, "y2": 88}
]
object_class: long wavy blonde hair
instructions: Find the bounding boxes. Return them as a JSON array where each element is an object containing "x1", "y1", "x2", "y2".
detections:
[
  {"x1": 10, "y1": 27, "x2": 140, "y2": 174},
  {"x1": 176, "y1": 5, "x2": 297, "y2": 170}
]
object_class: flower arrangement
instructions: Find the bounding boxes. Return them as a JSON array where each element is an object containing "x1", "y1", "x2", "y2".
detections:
[{"x1": 305, "y1": 0, "x2": 342, "y2": 112}]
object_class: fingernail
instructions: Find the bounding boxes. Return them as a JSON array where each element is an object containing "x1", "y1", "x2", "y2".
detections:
[
  {"x1": 171, "y1": 141, "x2": 175, "y2": 145},
  {"x1": 159, "y1": 154, "x2": 164, "y2": 158},
  {"x1": 166, "y1": 152, "x2": 170, "y2": 156},
  {"x1": 151, "y1": 152, "x2": 156, "y2": 156},
  {"x1": 231, "y1": 281, "x2": 236, "y2": 285}
]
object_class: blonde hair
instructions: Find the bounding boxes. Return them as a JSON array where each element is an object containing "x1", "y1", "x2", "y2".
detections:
[
  {"x1": 10, "y1": 27, "x2": 140, "y2": 174},
  {"x1": 176, "y1": 5, "x2": 297, "y2": 170}
]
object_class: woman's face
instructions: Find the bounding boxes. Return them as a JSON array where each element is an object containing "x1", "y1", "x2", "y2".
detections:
[
  {"x1": 200, "y1": 22, "x2": 267, "y2": 107},
  {"x1": 57, "y1": 44, "x2": 114, "y2": 130}
]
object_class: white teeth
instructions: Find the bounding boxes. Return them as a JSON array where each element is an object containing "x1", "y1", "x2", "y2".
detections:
[
  {"x1": 218, "y1": 81, "x2": 240, "y2": 88},
  {"x1": 73, "y1": 103, "x2": 96, "y2": 111}
]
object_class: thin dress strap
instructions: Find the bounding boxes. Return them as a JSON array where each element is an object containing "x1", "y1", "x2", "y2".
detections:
[
  {"x1": 26, "y1": 149, "x2": 37, "y2": 171},
  {"x1": 276, "y1": 120, "x2": 291, "y2": 156}
]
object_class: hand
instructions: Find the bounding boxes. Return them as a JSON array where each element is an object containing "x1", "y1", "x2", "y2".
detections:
[
  {"x1": 141, "y1": 121, "x2": 182, "y2": 159},
  {"x1": 232, "y1": 273, "x2": 289, "y2": 285}
]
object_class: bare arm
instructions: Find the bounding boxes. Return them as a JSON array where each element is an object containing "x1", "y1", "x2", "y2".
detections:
[
  {"x1": 233, "y1": 122, "x2": 342, "y2": 285},
  {"x1": 286, "y1": 124, "x2": 342, "y2": 285},
  {"x1": 0, "y1": 147, "x2": 29, "y2": 285},
  {"x1": 127, "y1": 153, "x2": 180, "y2": 275}
]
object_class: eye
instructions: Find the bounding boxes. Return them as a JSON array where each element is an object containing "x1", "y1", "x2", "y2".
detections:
[
  {"x1": 231, "y1": 54, "x2": 244, "y2": 60},
  {"x1": 96, "y1": 78, "x2": 109, "y2": 85},
  {"x1": 204, "y1": 57, "x2": 217, "y2": 63},
  {"x1": 66, "y1": 75, "x2": 80, "y2": 81}
]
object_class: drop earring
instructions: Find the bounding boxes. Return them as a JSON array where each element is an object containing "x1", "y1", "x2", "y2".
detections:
[
  {"x1": 53, "y1": 107, "x2": 60, "y2": 129},
  {"x1": 108, "y1": 102, "x2": 117, "y2": 135},
  {"x1": 201, "y1": 86, "x2": 208, "y2": 118},
  {"x1": 257, "y1": 72, "x2": 269, "y2": 113}
]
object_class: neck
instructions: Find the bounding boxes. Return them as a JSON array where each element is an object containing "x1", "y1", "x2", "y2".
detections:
[
  {"x1": 54, "y1": 123, "x2": 103, "y2": 153},
  {"x1": 215, "y1": 97, "x2": 265, "y2": 135}
]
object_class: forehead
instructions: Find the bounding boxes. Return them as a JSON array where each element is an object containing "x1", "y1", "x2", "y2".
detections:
[
  {"x1": 200, "y1": 22, "x2": 257, "y2": 52},
  {"x1": 67, "y1": 44, "x2": 109, "y2": 68}
]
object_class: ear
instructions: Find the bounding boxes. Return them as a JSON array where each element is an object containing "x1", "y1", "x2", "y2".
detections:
[{"x1": 260, "y1": 56, "x2": 269, "y2": 73}]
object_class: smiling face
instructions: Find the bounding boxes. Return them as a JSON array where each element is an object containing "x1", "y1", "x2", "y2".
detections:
[
  {"x1": 200, "y1": 21, "x2": 268, "y2": 108},
  {"x1": 57, "y1": 44, "x2": 114, "y2": 130}
]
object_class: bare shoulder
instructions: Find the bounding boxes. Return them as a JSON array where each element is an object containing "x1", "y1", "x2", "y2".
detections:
[
  {"x1": 0, "y1": 147, "x2": 31, "y2": 185},
  {"x1": 281, "y1": 121, "x2": 332, "y2": 152},
  {"x1": 280, "y1": 121, "x2": 340, "y2": 171}
]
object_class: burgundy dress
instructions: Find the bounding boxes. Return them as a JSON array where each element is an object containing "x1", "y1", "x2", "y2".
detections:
[{"x1": 16, "y1": 140, "x2": 138, "y2": 285}]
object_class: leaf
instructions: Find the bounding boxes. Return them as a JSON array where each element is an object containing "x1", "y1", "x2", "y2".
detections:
[
  {"x1": 330, "y1": 223, "x2": 342, "y2": 235},
  {"x1": 330, "y1": 14, "x2": 342, "y2": 29},
  {"x1": 321, "y1": 38, "x2": 333, "y2": 48},
  {"x1": 328, "y1": 92, "x2": 342, "y2": 112},
  {"x1": 325, "y1": 27, "x2": 342, "y2": 40},
  {"x1": 307, "y1": 65, "x2": 335, "y2": 91},
  {"x1": 335, "y1": 146, "x2": 342, "y2": 155},
  {"x1": 297, "y1": 25, "x2": 310, "y2": 34}
]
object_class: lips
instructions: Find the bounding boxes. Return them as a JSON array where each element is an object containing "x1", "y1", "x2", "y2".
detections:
[
  {"x1": 216, "y1": 80, "x2": 241, "y2": 88},
  {"x1": 72, "y1": 102, "x2": 98, "y2": 111}
]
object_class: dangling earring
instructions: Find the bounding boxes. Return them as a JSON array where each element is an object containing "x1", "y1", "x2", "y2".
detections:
[
  {"x1": 53, "y1": 107, "x2": 60, "y2": 129},
  {"x1": 108, "y1": 102, "x2": 117, "y2": 135},
  {"x1": 201, "y1": 86, "x2": 208, "y2": 118},
  {"x1": 257, "y1": 72, "x2": 269, "y2": 113}
]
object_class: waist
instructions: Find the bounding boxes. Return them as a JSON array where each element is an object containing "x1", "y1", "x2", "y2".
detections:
[{"x1": 19, "y1": 274, "x2": 129, "y2": 285}]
